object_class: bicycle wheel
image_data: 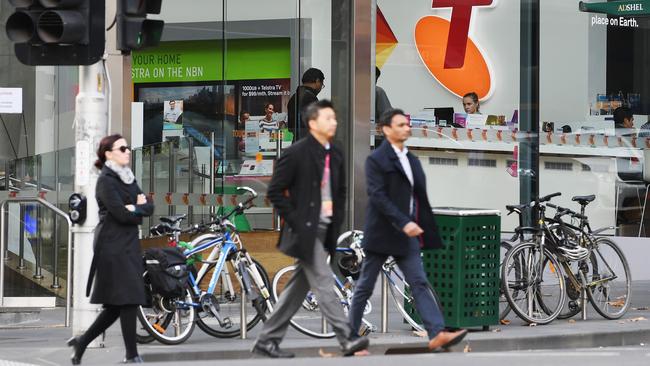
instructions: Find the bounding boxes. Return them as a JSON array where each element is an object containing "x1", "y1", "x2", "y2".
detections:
[
  {"x1": 384, "y1": 261, "x2": 441, "y2": 333},
  {"x1": 196, "y1": 258, "x2": 270, "y2": 338},
  {"x1": 137, "y1": 287, "x2": 196, "y2": 345},
  {"x1": 272, "y1": 264, "x2": 348, "y2": 339},
  {"x1": 540, "y1": 225, "x2": 583, "y2": 320},
  {"x1": 499, "y1": 241, "x2": 514, "y2": 320},
  {"x1": 502, "y1": 242, "x2": 566, "y2": 324},
  {"x1": 585, "y1": 238, "x2": 632, "y2": 319},
  {"x1": 136, "y1": 283, "x2": 160, "y2": 344}
]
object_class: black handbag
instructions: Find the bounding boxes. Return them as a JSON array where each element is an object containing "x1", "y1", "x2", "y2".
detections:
[{"x1": 143, "y1": 247, "x2": 188, "y2": 298}]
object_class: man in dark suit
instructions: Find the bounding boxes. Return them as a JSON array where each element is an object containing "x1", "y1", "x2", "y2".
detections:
[
  {"x1": 287, "y1": 68, "x2": 325, "y2": 140},
  {"x1": 252, "y1": 100, "x2": 369, "y2": 358},
  {"x1": 349, "y1": 109, "x2": 467, "y2": 351}
]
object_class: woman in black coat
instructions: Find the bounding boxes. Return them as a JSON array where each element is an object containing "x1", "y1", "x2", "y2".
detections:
[{"x1": 67, "y1": 134, "x2": 154, "y2": 364}]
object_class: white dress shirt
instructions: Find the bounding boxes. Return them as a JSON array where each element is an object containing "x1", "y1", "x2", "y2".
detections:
[{"x1": 391, "y1": 144, "x2": 415, "y2": 215}]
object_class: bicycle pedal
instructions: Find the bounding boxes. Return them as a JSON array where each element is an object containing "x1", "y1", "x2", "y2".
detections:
[{"x1": 223, "y1": 317, "x2": 233, "y2": 329}]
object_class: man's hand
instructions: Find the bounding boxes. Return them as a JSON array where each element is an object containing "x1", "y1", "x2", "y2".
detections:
[
  {"x1": 403, "y1": 222, "x2": 424, "y2": 237},
  {"x1": 137, "y1": 194, "x2": 147, "y2": 205}
]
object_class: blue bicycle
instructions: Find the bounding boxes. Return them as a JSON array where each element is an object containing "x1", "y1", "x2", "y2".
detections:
[{"x1": 138, "y1": 187, "x2": 273, "y2": 344}]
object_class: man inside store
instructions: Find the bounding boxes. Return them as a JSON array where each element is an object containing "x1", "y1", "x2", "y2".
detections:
[
  {"x1": 349, "y1": 108, "x2": 467, "y2": 352},
  {"x1": 252, "y1": 100, "x2": 369, "y2": 358},
  {"x1": 287, "y1": 68, "x2": 325, "y2": 140}
]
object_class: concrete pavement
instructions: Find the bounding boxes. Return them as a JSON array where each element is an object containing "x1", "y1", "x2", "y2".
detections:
[{"x1": 1, "y1": 282, "x2": 649, "y2": 365}]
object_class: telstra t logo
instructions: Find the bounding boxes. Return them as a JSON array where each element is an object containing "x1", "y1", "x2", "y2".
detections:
[{"x1": 415, "y1": 0, "x2": 495, "y2": 100}]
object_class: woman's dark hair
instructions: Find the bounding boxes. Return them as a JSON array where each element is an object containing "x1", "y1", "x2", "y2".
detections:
[
  {"x1": 95, "y1": 134, "x2": 124, "y2": 169},
  {"x1": 463, "y1": 92, "x2": 480, "y2": 112}
]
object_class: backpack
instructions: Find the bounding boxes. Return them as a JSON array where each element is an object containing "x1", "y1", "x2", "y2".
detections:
[{"x1": 143, "y1": 247, "x2": 188, "y2": 298}]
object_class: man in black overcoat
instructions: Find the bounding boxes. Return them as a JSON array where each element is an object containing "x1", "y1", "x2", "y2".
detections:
[{"x1": 252, "y1": 100, "x2": 369, "y2": 358}]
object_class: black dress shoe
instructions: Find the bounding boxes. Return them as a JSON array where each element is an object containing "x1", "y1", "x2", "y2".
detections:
[
  {"x1": 66, "y1": 337, "x2": 85, "y2": 365},
  {"x1": 251, "y1": 340, "x2": 295, "y2": 358},
  {"x1": 122, "y1": 356, "x2": 144, "y2": 363},
  {"x1": 341, "y1": 336, "x2": 369, "y2": 356}
]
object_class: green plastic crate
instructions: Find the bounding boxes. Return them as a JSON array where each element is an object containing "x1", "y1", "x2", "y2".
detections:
[{"x1": 406, "y1": 208, "x2": 500, "y2": 329}]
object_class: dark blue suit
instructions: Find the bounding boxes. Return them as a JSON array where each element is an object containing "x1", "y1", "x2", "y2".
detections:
[{"x1": 349, "y1": 140, "x2": 445, "y2": 339}]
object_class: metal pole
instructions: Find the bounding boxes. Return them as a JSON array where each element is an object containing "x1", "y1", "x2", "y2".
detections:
[
  {"x1": 33, "y1": 205, "x2": 43, "y2": 279},
  {"x1": 148, "y1": 145, "x2": 155, "y2": 233},
  {"x1": 168, "y1": 140, "x2": 176, "y2": 216},
  {"x1": 33, "y1": 157, "x2": 43, "y2": 279},
  {"x1": 321, "y1": 317, "x2": 328, "y2": 334},
  {"x1": 17, "y1": 204, "x2": 25, "y2": 270},
  {"x1": 51, "y1": 208, "x2": 61, "y2": 288},
  {"x1": 210, "y1": 132, "x2": 215, "y2": 217},
  {"x1": 0, "y1": 203, "x2": 6, "y2": 306},
  {"x1": 188, "y1": 138, "x2": 194, "y2": 225},
  {"x1": 381, "y1": 275, "x2": 388, "y2": 333},
  {"x1": 240, "y1": 284, "x2": 247, "y2": 340},
  {"x1": 71, "y1": 61, "x2": 108, "y2": 343}
]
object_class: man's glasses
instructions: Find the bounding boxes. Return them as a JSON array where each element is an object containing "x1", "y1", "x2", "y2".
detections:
[{"x1": 113, "y1": 145, "x2": 131, "y2": 153}]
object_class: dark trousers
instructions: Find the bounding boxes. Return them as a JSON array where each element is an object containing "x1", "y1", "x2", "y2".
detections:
[
  {"x1": 348, "y1": 240, "x2": 445, "y2": 340},
  {"x1": 78, "y1": 305, "x2": 138, "y2": 359}
]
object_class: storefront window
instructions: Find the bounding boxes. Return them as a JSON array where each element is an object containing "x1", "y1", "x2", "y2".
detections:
[{"x1": 374, "y1": 0, "x2": 521, "y2": 229}]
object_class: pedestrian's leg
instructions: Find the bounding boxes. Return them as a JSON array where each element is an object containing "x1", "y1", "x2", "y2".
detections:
[
  {"x1": 348, "y1": 251, "x2": 386, "y2": 337},
  {"x1": 77, "y1": 306, "x2": 121, "y2": 348},
  {"x1": 302, "y1": 242, "x2": 353, "y2": 345},
  {"x1": 256, "y1": 263, "x2": 310, "y2": 344},
  {"x1": 394, "y1": 249, "x2": 445, "y2": 339},
  {"x1": 119, "y1": 305, "x2": 139, "y2": 359}
]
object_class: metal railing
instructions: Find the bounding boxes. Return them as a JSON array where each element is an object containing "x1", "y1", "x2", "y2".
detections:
[{"x1": 0, "y1": 197, "x2": 73, "y2": 327}]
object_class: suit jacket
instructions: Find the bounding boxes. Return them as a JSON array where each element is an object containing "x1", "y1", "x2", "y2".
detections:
[
  {"x1": 268, "y1": 134, "x2": 346, "y2": 262},
  {"x1": 287, "y1": 86, "x2": 319, "y2": 140},
  {"x1": 362, "y1": 140, "x2": 443, "y2": 256}
]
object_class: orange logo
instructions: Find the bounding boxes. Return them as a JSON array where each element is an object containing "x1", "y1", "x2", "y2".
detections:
[
  {"x1": 415, "y1": 1, "x2": 494, "y2": 100},
  {"x1": 378, "y1": 1, "x2": 495, "y2": 100}
]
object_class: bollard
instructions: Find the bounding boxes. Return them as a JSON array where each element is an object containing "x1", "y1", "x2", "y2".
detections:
[
  {"x1": 240, "y1": 283, "x2": 247, "y2": 340},
  {"x1": 381, "y1": 275, "x2": 388, "y2": 333}
]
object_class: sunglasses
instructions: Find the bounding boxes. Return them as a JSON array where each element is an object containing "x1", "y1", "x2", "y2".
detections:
[{"x1": 113, "y1": 145, "x2": 131, "y2": 153}]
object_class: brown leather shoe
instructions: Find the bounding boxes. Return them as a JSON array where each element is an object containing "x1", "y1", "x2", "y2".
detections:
[{"x1": 427, "y1": 329, "x2": 468, "y2": 351}]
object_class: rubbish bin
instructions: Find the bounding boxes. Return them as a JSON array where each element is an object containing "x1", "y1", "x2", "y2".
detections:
[{"x1": 406, "y1": 207, "x2": 501, "y2": 330}]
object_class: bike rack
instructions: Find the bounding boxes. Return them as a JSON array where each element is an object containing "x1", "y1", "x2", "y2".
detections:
[{"x1": 0, "y1": 197, "x2": 73, "y2": 327}]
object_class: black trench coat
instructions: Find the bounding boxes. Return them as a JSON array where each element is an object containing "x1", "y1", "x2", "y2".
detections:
[{"x1": 86, "y1": 166, "x2": 154, "y2": 305}]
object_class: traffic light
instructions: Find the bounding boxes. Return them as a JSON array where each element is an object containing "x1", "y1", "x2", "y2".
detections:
[
  {"x1": 116, "y1": 0, "x2": 164, "y2": 53},
  {"x1": 4, "y1": 0, "x2": 105, "y2": 65}
]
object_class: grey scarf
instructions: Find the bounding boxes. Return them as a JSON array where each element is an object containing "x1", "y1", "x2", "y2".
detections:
[{"x1": 105, "y1": 160, "x2": 135, "y2": 185}]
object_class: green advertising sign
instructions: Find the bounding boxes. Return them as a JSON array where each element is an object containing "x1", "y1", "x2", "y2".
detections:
[
  {"x1": 132, "y1": 38, "x2": 290, "y2": 83},
  {"x1": 579, "y1": 0, "x2": 650, "y2": 16}
]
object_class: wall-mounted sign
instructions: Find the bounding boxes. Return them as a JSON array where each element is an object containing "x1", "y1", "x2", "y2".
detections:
[
  {"x1": 0, "y1": 88, "x2": 23, "y2": 114},
  {"x1": 579, "y1": 0, "x2": 649, "y2": 16},
  {"x1": 414, "y1": 1, "x2": 496, "y2": 101}
]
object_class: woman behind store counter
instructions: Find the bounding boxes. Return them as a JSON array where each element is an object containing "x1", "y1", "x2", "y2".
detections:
[
  {"x1": 463, "y1": 92, "x2": 481, "y2": 114},
  {"x1": 66, "y1": 134, "x2": 154, "y2": 364}
]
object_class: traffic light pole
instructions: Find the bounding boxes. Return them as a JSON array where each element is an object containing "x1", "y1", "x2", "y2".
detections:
[{"x1": 71, "y1": 61, "x2": 109, "y2": 347}]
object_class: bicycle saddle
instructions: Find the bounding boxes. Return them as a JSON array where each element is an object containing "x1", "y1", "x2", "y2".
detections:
[
  {"x1": 160, "y1": 214, "x2": 187, "y2": 224},
  {"x1": 505, "y1": 203, "x2": 528, "y2": 213},
  {"x1": 571, "y1": 195, "x2": 595, "y2": 205}
]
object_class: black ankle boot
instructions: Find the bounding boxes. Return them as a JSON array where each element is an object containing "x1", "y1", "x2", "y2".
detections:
[{"x1": 66, "y1": 337, "x2": 86, "y2": 365}]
